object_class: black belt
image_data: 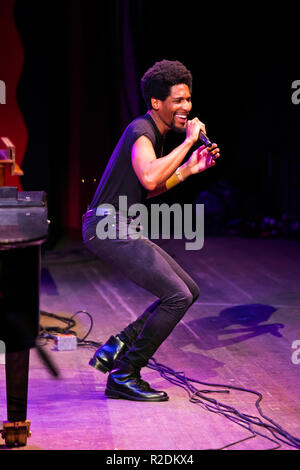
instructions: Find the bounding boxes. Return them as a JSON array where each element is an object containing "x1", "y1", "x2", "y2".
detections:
[
  {"x1": 83, "y1": 207, "x2": 137, "y2": 221},
  {"x1": 84, "y1": 207, "x2": 114, "y2": 217}
]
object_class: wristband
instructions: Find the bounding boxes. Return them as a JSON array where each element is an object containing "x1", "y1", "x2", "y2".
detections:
[{"x1": 165, "y1": 167, "x2": 184, "y2": 190}]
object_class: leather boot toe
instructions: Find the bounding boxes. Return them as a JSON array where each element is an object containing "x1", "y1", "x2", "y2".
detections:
[{"x1": 105, "y1": 366, "x2": 169, "y2": 402}]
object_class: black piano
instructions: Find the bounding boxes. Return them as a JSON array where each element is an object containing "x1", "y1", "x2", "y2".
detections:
[{"x1": 0, "y1": 186, "x2": 48, "y2": 447}]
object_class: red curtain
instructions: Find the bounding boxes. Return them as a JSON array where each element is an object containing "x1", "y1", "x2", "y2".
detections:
[{"x1": 0, "y1": 0, "x2": 27, "y2": 189}]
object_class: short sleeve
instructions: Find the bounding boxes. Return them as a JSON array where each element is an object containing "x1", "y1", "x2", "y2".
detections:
[{"x1": 127, "y1": 119, "x2": 156, "y2": 149}]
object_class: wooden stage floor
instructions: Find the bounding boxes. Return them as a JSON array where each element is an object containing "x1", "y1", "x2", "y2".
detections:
[{"x1": 1, "y1": 235, "x2": 300, "y2": 451}]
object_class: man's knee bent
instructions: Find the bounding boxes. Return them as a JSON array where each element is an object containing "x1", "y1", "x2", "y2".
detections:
[
  {"x1": 165, "y1": 289, "x2": 194, "y2": 315},
  {"x1": 192, "y1": 284, "x2": 200, "y2": 303}
]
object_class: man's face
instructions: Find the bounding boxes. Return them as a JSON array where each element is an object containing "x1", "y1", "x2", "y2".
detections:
[{"x1": 153, "y1": 83, "x2": 192, "y2": 133}]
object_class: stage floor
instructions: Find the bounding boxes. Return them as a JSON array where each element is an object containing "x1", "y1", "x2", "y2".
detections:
[{"x1": 1, "y1": 235, "x2": 300, "y2": 450}]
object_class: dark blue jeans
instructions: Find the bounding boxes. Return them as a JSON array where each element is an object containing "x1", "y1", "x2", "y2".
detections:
[{"x1": 82, "y1": 210, "x2": 200, "y2": 369}]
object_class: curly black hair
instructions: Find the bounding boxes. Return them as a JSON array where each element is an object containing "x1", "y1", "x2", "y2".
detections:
[{"x1": 140, "y1": 59, "x2": 193, "y2": 110}]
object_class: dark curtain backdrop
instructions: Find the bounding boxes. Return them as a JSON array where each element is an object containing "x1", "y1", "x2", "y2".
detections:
[{"x1": 14, "y1": 1, "x2": 299, "y2": 243}]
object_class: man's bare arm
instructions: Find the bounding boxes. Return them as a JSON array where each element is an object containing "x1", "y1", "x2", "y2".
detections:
[
  {"x1": 131, "y1": 135, "x2": 195, "y2": 191},
  {"x1": 146, "y1": 143, "x2": 221, "y2": 199},
  {"x1": 131, "y1": 117, "x2": 204, "y2": 191}
]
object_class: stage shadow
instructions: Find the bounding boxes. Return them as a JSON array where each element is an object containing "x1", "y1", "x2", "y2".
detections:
[{"x1": 187, "y1": 303, "x2": 284, "y2": 350}]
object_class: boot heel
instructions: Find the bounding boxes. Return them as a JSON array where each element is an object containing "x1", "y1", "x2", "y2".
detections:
[
  {"x1": 88, "y1": 335, "x2": 128, "y2": 375},
  {"x1": 89, "y1": 357, "x2": 110, "y2": 374}
]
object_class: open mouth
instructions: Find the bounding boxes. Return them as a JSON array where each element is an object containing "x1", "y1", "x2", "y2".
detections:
[{"x1": 174, "y1": 113, "x2": 188, "y2": 125}]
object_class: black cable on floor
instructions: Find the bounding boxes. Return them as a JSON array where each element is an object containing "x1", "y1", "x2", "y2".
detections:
[
  {"x1": 147, "y1": 358, "x2": 300, "y2": 450},
  {"x1": 39, "y1": 310, "x2": 102, "y2": 349},
  {"x1": 38, "y1": 310, "x2": 300, "y2": 450}
]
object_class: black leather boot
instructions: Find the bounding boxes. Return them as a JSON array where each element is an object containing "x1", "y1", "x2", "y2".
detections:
[
  {"x1": 89, "y1": 335, "x2": 128, "y2": 374},
  {"x1": 105, "y1": 365, "x2": 169, "y2": 402}
]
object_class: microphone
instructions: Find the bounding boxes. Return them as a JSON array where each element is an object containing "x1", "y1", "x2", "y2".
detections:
[{"x1": 199, "y1": 130, "x2": 212, "y2": 147}]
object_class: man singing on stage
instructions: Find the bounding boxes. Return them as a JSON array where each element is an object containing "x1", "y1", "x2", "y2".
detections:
[{"x1": 82, "y1": 59, "x2": 220, "y2": 402}]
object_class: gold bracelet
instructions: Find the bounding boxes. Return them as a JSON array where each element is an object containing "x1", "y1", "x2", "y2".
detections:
[{"x1": 165, "y1": 167, "x2": 184, "y2": 190}]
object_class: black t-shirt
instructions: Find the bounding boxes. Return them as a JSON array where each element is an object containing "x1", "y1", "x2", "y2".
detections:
[{"x1": 88, "y1": 113, "x2": 164, "y2": 210}]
